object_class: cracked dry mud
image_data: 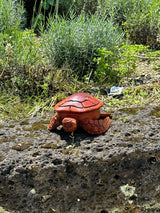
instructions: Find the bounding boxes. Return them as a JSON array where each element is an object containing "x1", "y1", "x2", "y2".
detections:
[{"x1": 0, "y1": 103, "x2": 160, "y2": 213}]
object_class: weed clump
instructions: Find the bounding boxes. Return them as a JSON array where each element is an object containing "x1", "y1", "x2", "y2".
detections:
[{"x1": 93, "y1": 44, "x2": 148, "y2": 84}]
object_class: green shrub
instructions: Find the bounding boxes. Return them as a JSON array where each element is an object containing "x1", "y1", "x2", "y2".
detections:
[
  {"x1": 97, "y1": 0, "x2": 135, "y2": 25},
  {"x1": 124, "y1": 0, "x2": 160, "y2": 49},
  {"x1": 94, "y1": 44, "x2": 148, "y2": 84},
  {"x1": 98, "y1": 0, "x2": 160, "y2": 49},
  {"x1": 73, "y1": 0, "x2": 99, "y2": 15},
  {"x1": 0, "y1": 0, "x2": 25, "y2": 33},
  {"x1": 0, "y1": 28, "x2": 46, "y2": 96},
  {"x1": 0, "y1": 0, "x2": 28, "y2": 95},
  {"x1": 41, "y1": 13, "x2": 124, "y2": 78}
]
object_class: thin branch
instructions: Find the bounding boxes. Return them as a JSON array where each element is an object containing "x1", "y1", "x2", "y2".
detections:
[{"x1": 0, "y1": 55, "x2": 9, "y2": 79}]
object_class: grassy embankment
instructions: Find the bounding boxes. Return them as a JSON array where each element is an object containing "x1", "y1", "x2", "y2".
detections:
[{"x1": 0, "y1": 0, "x2": 160, "y2": 120}]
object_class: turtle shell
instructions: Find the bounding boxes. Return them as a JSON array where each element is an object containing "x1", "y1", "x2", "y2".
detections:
[{"x1": 55, "y1": 92, "x2": 103, "y2": 113}]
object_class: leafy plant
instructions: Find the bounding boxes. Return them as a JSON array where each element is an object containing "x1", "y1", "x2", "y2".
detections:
[
  {"x1": 94, "y1": 48, "x2": 118, "y2": 83},
  {"x1": 94, "y1": 44, "x2": 148, "y2": 84}
]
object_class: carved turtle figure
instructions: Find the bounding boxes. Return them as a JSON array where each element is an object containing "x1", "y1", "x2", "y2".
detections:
[{"x1": 48, "y1": 92, "x2": 111, "y2": 134}]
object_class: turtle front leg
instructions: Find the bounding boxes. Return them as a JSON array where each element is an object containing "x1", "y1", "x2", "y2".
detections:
[
  {"x1": 82, "y1": 116, "x2": 111, "y2": 135},
  {"x1": 48, "y1": 113, "x2": 61, "y2": 131},
  {"x1": 62, "y1": 117, "x2": 77, "y2": 133}
]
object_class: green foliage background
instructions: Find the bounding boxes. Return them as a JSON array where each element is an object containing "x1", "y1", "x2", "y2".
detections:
[{"x1": 0, "y1": 0, "x2": 160, "y2": 98}]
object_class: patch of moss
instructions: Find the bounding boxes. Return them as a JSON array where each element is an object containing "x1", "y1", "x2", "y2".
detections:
[
  {"x1": 19, "y1": 119, "x2": 29, "y2": 125},
  {"x1": 26, "y1": 134, "x2": 38, "y2": 138},
  {"x1": 12, "y1": 141, "x2": 32, "y2": 151},
  {"x1": 120, "y1": 117, "x2": 131, "y2": 123},
  {"x1": 125, "y1": 136, "x2": 143, "y2": 143},
  {"x1": 41, "y1": 119, "x2": 50, "y2": 124},
  {"x1": 0, "y1": 136, "x2": 16, "y2": 144},
  {"x1": 0, "y1": 155, "x2": 5, "y2": 162},
  {"x1": 25, "y1": 121, "x2": 47, "y2": 131},
  {"x1": 40, "y1": 143, "x2": 58, "y2": 149},
  {"x1": 8, "y1": 121, "x2": 16, "y2": 128},
  {"x1": 134, "y1": 119, "x2": 141, "y2": 123},
  {"x1": 149, "y1": 106, "x2": 160, "y2": 118},
  {"x1": 2, "y1": 149, "x2": 10, "y2": 153},
  {"x1": 119, "y1": 107, "x2": 145, "y2": 115},
  {"x1": 112, "y1": 116, "x2": 118, "y2": 121},
  {"x1": 0, "y1": 138, "x2": 9, "y2": 144},
  {"x1": 9, "y1": 124, "x2": 15, "y2": 128},
  {"x1": 0, "y1": 125, "x2": 4, "y2": 128},
  {"x1": 118, "y1": 143, "x2": 132, "y2": 147},
  {"x1": 61, "y1": 146, "x2": 79, "y2": 155},
  {"x1": 149, "y1": 139, "x2": 158, "y2": 143}
]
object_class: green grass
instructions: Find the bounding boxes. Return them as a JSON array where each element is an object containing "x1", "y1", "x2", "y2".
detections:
[
  {"x1": 1, "y1": 83, "x2": 160, "y2": 121},
  {"x1": 106, "y1": 85, "x2": 160, "y2": 109},
  {"x1": 0, "y1": 94, "x2": 32, "y2": 120},
  {"x1": 0, "y1": 94, "x2": 48, "y2": 120}
]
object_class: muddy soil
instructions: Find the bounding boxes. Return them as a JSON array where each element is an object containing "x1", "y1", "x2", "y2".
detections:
[{"x1": 0, "y1": 61, "x2": 160, "y2": 213}]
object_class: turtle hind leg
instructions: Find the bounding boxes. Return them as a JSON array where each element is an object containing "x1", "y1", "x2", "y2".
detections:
[
  {"x1": 48, "y1": 113, "x2": 61, "y2": 131},
  {"x1": 82, "y1": 116, "x2": 111, "y2": 135}
]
